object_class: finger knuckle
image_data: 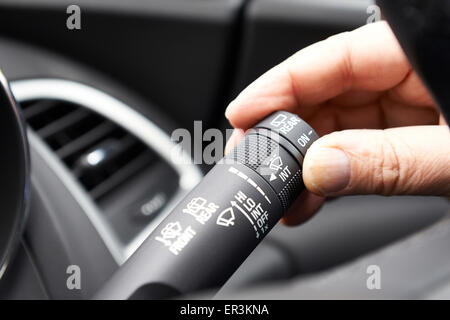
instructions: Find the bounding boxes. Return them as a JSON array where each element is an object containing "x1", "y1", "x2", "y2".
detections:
[
  {"x1": 326, "y1": 32, "x2": 354, "y2": 90},
  {"x1": 376, "y1": 131, "x2": 414, "y2": 195}
]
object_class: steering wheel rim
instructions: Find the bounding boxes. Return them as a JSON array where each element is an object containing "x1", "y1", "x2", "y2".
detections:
[{"x1": 0, "y1": 70, "x2": 30, "y2": 278}]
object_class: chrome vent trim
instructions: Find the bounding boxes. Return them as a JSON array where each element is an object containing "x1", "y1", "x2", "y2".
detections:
[{"x1": 11, "y1": 79, "x2": 203, "y2": 264}]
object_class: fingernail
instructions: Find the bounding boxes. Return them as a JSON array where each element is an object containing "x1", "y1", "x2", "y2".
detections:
[{"x1": 304, "y1": 147, "x2": 350, "y2": 195}]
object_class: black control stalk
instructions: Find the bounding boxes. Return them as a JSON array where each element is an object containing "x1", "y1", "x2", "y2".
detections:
[{"x1": 96, "y1": 111, "x2": 318, "y2": 299}]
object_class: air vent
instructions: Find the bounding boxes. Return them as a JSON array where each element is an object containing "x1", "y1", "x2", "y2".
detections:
[
  {"x1": 11, "y1": 78, "x2": 203, "y2": 263},
  {"x1": 22, "y1": 98, "x2": 180, "y2": 244},
  {"x1": 22, "y1": 99, "x2": 158, "y2": 200}
]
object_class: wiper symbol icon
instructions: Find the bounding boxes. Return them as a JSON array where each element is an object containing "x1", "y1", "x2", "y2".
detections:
[{"x1": 216, "y1": 207, "x2": 235, "y2": 227}]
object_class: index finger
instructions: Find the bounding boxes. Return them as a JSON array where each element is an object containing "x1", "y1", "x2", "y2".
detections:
[{"x1": 225, "y1": 21, "x2": 410, "y2": 129}]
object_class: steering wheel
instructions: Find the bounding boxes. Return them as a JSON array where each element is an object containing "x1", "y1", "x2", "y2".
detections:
[{"x1": 0, "y1": 70, "x2": 29, "y2": 279}]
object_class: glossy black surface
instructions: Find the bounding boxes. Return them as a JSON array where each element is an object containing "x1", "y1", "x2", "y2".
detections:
[
  {"x1": 378, "y1": 0, "x2": 450, "y2": 123},
  {"x1": 0, "y1": 71, "x2": 29, "y2": 277}
]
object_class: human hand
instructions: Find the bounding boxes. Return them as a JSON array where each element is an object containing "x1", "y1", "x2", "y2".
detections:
[{"x1": 224, "y1": 21, "x2": 450, "y2": 226}]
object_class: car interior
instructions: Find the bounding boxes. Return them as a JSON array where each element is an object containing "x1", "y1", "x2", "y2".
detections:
[{"x1": 0, "y1": 0, "x2": 449, "y2": 300}]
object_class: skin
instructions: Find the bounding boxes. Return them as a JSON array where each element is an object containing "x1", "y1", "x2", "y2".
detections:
[{"x1": 224, "y1": 21, "x2": 450, "y2": 226}]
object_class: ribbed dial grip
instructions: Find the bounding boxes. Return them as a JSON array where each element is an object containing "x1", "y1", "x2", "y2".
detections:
[{"x1": 225, "y1": 133, "x2": 304, "y2": 211}]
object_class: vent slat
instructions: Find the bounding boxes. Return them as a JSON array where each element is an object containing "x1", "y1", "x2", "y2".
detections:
[
  {"x1": 24, "y1": 98, "x2": 161, "y2": 203},
  {"x1": 37, "y1": 108, "x2": 90, "y2": 139},
  {"x1": 56, "y1": 121, "x2": 116, "y2": 160},
  {"x1": 89, "y1": 151, "x2": 153, "y2": 200},
  {"x1": 22, "y1": 100, "x2": 58, "y2": 119},
  {"x1": 71, "y1": 134, "x2": 141, "y2": 177}
]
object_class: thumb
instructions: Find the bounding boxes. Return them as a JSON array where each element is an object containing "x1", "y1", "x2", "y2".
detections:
[{"x1": 303, "y1": 126, "x2": 450, "y2": 197}]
